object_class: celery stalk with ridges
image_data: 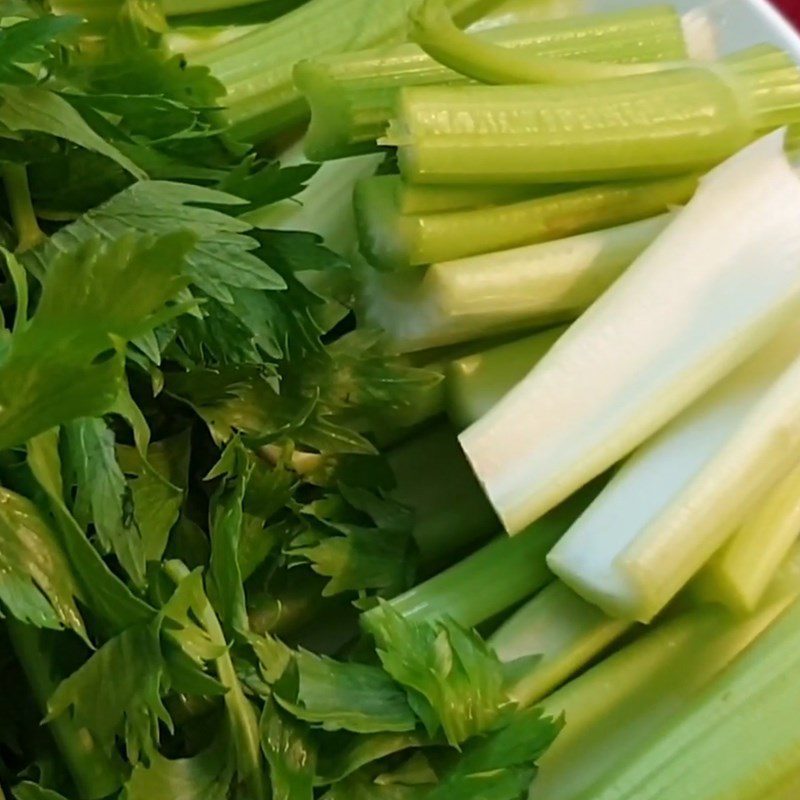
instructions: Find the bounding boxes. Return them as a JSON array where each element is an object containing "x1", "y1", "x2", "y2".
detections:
[
  {"x1": 548, "y1": 318, "x2": 800, "y2": 621},
  {"x1": 388, "y1": 47, "x2": 800, "y2": 184},
  {"x1": 460, "y1": 131, "x2": 800, "y2": 535},
  {"x1": 530, "y1": 542, "x2": 800, "y2": 800},
  {"x1": 695, "y1": 461, "x2": 800, "y2": 612},
  {"x1": 295, "y1": 4, "x2": 689, "y2": 160}
]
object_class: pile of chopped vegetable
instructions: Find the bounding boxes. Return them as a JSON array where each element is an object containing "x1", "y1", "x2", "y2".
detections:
[{"x1": 2, "y1": 0, "x2": 800, "y2": 799}]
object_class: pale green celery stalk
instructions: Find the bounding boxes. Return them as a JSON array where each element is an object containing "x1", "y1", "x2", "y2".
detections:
[
  {"x1": 243, "y1": 138, "x2": 381, "y2": 256},
  {"x1": 530, "y1": 542, "x2": 800, "y2": 800},
  {"x1": 461, "y1": 132, "x2": 800, "y2": 536},
  {"x1": 695, "y1": 462, "x2": 800, "y2": 613},
  {"x1": 549, "y1": 319, "x2": 800, "y2": 622},
  {"x1": 585, "y1": 550, "x2": 800, "y2": 800},
  {"x1": 2, "y1": 164, "x2": 45, "y2": 253},
  {"x1": 409, "y1": 0, "x2": 679, "y2": 86},
  {"x1": 470, "y1": 0, "x2": 587, "y2": 30},
  {"x1": 446, "y1": 326, "x2": 567, "y2": 429},
  {"x1": 389, "y1": 47, "x2": 800, "y2": 185},
  {"x1": 190, "y1": 0, "x2": 499, "y2": 142},
  {"x1": 295, "y1": 5, "x2": 688, "y2": 160},
  {"x1": 356, "y1": 212, "x2": 675, "y2": 353},
  {"x1": 163, "y1": 24, "x2": 261, "y2": 56},
  {"x1": 489, "y1": 581, "x2": 632, "y2": 707},
  {"x1": 387, "y1": 423, "x2": 498, "y2": 566},
  {"x1": 8, "y1": 623, "x2": 123, "y2": 800},
  {"x1": 354, "y1": 172, "x2": 696, "y2": 270},
  {"x1": 366, "y1": 481, "x2": 600, "y2": 630}
]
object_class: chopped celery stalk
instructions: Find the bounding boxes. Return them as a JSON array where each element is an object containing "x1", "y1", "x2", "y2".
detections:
[
  {"x1": 548, "y1": 320, "x2": 800, "y2": 622},
  {"x1": 387, "y1": 423, "x2": 498, "y2": 566},
  {"x1": 531, "y1": 543, "x2": 800, "y2": 800},
  {"x1": 489, "y1": 581, "x2": 632, "y2": 707},
  {"x1": 460, "y1": 132, "x2": 800, "y2": 536},
  {"x1": 190, "y1": 0, "x2": 497, "y2": 142},
  {"x1": 446, "y1": 326, "x2": 567, "y2": 429},
  {"x1": 296, "y1": 4, "x2": 688, "y2": 160},
  {"x1": 357, "y1": 214, "x2": 672, "y2": 352},
  {"x1": 354, "y1": 173, "x2": 697, "y2": 270},
  {"x1": 695, "y1": 462, "x2": 800, "y2": 613},
  {"x1": 585, "y1": 550, "x2": 800, "y2": 800},
  {"x1": 163, "y1": 24, "x2": 261, "y2": 56},
  {"x1": 367, "y1": 480, "x2": 600, "y2": 629},
  {"x1": 243, "y1": 139, "x2": 381, "y2": 255},
  {"x1": 410, "y1": 0, "x2": 675, "y2": 86},
  {"x1": 389, "y1": 48, "x2": 800, "y2": 185},
  {"x1": 391, "y1": 176, "x2": 557, "y2": 214}
]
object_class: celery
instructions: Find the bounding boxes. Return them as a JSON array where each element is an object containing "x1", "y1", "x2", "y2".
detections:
[
  {"x1": 162, "y1": 0, "x2": 264, "y2": 14},
  {"x1": 368, "y1": 481, "x2": 599, "y2": 629},
  {"x1": 530, "y1": 545, "x2": 800, "y2": 800},
  {"x1": 163, "y1": 24, "x2": 261, "y2": 56},
  {"x1": 446, "y1": 326, "x2": 567, "y2": 429},
  {"x1": 548, "y1": 320, "x2": 800, "y2": 622},
  {"x1": 585, "y1": 553, "x2": 800, "y2": 800},
  {"x1": 190, "y1": 0, "x2": 498, "y2": 142},
  {"x1": 460, "y1": 132, "x2": 800, "y2": 536},
  {"x1": 389, "y1": 48, "x2": 800, "y2": 185},
  {"x1": 696, "y1": 462, "x2": 800, "y2": 613},
  {"x1": 387, "y1": 423, "x2": 498, "y2": 566},
  {"x1": 354, "y1": 173, "x2": 697, "y2": 270},
  {"x1": 357, "y1": 214, "x2": 671, "y2": 352},
  {"x1": 490, "y1": 581, "x2": 632, "y2": 707},
  {"x1": 296, "y1": 5, "x2": 689, "y2": 160},
  {"x1": 473, "y1": 0, "x2": 587, "y2": 29}
]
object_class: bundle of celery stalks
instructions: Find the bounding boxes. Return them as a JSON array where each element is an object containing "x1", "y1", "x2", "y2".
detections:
[{"x1": 5, "y1": 0, "x2": 800, "y2": 798}]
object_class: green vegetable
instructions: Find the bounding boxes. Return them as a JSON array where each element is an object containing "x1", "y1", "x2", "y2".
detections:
[
  {"x1": 296, "y1": 4, "x2": 688, "y2": 160},
  {"x1": 388, "y1": 47, "x2": 800, "y2": 185},
  {"x1": 461, "y1": 131, "x2": 800, "y2": 535}
]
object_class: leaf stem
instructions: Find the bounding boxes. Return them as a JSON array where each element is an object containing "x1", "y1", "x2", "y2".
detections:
[
  {"x1": 2, "y1": 164, "x2": 45, "y2": 254},
  {"x1": 7, "y1": 622, "x2": 123, "y2": 800}
]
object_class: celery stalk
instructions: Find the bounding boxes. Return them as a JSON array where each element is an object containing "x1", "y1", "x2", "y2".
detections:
[
  {"x1": 472, "y1": 0, "x2": 587, "y2": 29},
  {"x1": 695, "y1": 462, "x2": 800, "y2": 613},
  {"x1": 387, "y1": 423, "x2": 498, "y2": 566},
  {"x1": 585, "y1": 551, "x2": 800, "y2": 800},
  {"x1": 530, "y1": 544, "x2": 800, "y2": 800},
  {"x1": 163, "y1": 24, "x2": 261, "y2": 56},
  {"x1": 548, "y1": 320, "x2": 800, "y2": 622},
  {"x1": 295, "y1": 5, "x2": 688, "y2": 160},
  {"x1": 243, "y1": 139, "x2": 381, "y2": 255},
  {"x1": 354, "y1": 173, "x2": 697, "y2": 270},
  {"x1": 190, "y1": 0, "x2": 499, "y2": 142},
  {"x1": 367, "y1": 480, "x2": 600, "y2": 629},
  {"x1": 446, "y1": 326, "x2": 567, "y2": 429},
  {"x1": 460, "y1": 132, "x2": 800, "y2": 536},
  {"x1": 389, "y1": 48, "x2": 800, "y2": 185},
  {"x1": 490, "y1": 581, "x2": 632, "y2": 707},
  {"x1": 356, "y1": 214, "x2": 672, "y2": 352}
]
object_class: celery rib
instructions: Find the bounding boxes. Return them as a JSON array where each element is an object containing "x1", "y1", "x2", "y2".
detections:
[
  {"x1": 355, "y1": 173, "x2": 697, "y2": 271},
  {"x1": 189, "y1": 0, "x2": 498, "y2": 142},
  {"x1": 296, "y1": 4, "x2": 688, "y2": 160},
  {"x1": 389, "y1": 48, "x2": 800, "y2": 185}
]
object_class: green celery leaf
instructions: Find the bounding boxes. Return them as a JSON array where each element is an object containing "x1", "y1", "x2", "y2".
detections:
[
  {"x1": 117, "y1": 430, "x2": 190, "y2": 563},
  {"x1": 12, "y1": 783, "x2": 71, "y2": 800},
  {"x1": 0, "y1": 15, "x2": 81, "y2": 85},
  {"x1": 27, "y1": 430, "x2": 155, "y2": 633},
  {"x1": 322, "y1": 767, "x2": 429, "y2": 800},
  {"x1": 46, "y1": 616, "x2": 170, "y2": 763},
  {"x1": 27, "y1": 180, "x2": 282, "y2": 302},
  {"x1": 365, "y1": 606, "x2": 513, "y2": 745},
  {"x1": 0, "y1": 486, "x2": 86, "y2": 638},
  {"x1": 426, "y1": 707, "x2": 562, "y2": 800},
  {"x1": 64, "y1": 417, "x2": 146, "y2": 587},
  {"x1": 273, "y1": 649, "x2": 417, "y2": 734},
  {"x1": 125, "y1": 728, "x2": 234, "y2": 800},
  {"x1": 206, "y1": 441, "x2": 252, "y2": 634},
  {"x1": 260, "y1": 698, "x2": 317, "y2": 800},
  {"x1": 0, "y1": 85, "x2": 144, "y2": 176},
  {"x1": 220, "y1": 160, "x2": 319, "y2": 212},
  {"x1": 0, "y1": 232, "x2": 194, "y2": 451}
]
